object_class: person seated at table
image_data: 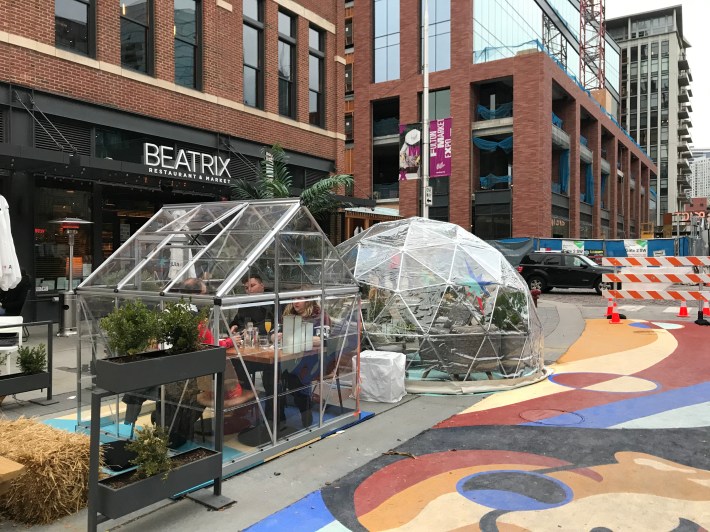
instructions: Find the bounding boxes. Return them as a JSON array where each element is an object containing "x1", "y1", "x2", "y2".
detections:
[
  {"x1": 176, "y1": 277, "x2": 214, "y2": 345},
  {"x1": 279, "y1": 298, "x2": 332, "y2": 427},
  {"x1": 229, "y1": 274, "x2": 274, "y2": 339}
]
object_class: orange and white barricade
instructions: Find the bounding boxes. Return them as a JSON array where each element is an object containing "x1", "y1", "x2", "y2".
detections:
[{"x1": 601, "y1": 256, "x2": 710, "y2": 316}]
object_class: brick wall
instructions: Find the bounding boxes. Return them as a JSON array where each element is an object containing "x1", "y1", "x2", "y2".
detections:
[{"x1": 0, "y1": 0, "x2": 343, "y2": 167}]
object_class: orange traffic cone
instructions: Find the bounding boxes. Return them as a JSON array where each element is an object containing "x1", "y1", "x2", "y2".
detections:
[
  {"x1": 605, "y1": 297, "x2": 614, "y2": 317},
  {"x1": 610, "y1": 302, "x2": 621, "y2": 324},
  {"x1": 703, "y1": 300, "x2": 710, "y2": 317},
  {"x1": 677, "y1": 300, "x2": 689, "y2": 318}
]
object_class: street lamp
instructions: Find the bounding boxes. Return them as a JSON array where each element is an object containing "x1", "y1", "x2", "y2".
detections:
[{"x1": 50, "y1": 217, "x2": 92, "y2": 336}]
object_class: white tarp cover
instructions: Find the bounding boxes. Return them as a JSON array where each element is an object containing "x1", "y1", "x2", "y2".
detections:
[
  {"x1": 359, "y1": 350, "x2": 406, "y2": 403},
  {"x1": 337, "y1": 217, "x2": 546, "y2": 394},
  {"x1": 0, "y1": 195, "x2": 21, "y2": 291}
]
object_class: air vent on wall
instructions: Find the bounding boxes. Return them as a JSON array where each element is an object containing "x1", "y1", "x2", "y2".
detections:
[
  {"x1": 34, "y1": 116, "x2": 91, "y2": 156},
  {"x1": 0, "y1": 111, "x2": 4, "y2": 143}
]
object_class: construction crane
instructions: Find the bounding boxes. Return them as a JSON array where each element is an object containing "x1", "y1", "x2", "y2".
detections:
[{"x1": 579, "y1": 0, "x2": 605, "y2": 91}]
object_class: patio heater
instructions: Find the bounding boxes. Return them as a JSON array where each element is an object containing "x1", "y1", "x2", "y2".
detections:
[{"x1": 50, "y1": 217, "x2": 92, "y2": 336}]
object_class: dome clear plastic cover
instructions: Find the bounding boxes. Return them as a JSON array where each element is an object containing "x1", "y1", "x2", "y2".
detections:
[{"x1": 336, "y1": 217, "x2": 546, "y2": 393}]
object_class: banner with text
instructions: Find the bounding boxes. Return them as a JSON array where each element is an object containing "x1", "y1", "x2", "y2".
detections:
[
  {"x1": 624, "y1": 239, "x2": 648, "y2": 257},
  {"x1": 562, "y1": 240, "x2": 585, "y2": 254},
  {"x1": 429, "y1": 117, "x2": 452, "y2": 178}
]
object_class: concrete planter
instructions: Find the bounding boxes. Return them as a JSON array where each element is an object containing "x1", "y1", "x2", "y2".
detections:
[
  {"x1": 97, "y1": 447, "x2": 222, "y2": 520},
  {"x1": 94, "y1": 347, "x2": 225, "y2": 394},
  {"x1": 0, "y1": 371, "x2": 50, "y2": 396}
]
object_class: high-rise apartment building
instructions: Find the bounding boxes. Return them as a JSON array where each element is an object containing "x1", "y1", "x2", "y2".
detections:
[
  {"x1": 690, "y1": 150, "x2": 710, "y2": 200},
  {"x1": 345, "y1": 0, "x2": 655, "y2": 241},
  {"x1": 607, "y1": 6, "x2": 693, "y2": 224}
]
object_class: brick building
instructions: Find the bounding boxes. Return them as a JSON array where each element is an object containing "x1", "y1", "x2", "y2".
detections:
[
  {"x1": 0, "y1": 0, "x2": 348, "y2": 320},
  {"x1": 346, "y1": 0, "x2": 656, "y2": 242}
]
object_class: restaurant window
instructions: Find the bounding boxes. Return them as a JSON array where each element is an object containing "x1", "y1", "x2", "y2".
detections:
[
  {"x1": 345, "y1": 113, "x2": 354, "y2": 141},
  {"x1": 34, "y1": 184, "x2": 93, "y2": 295},
  {"x1": 345, "y1": 63, "x2": 353, "y2": 94},
  {"x1": 55, "y1": 0, "x2": 94, "y2": 56},
  {"x1": 120, "y1": 0, "x2": 152, "y2": 74},
  {"x1": 309, "y1": 26, "x2": 325, "y2": 127},
  {"x1": 243, "y1": 0, "x2": 264, "y2": 108},
  {"x1": 278, "y1": 10, "x2": 296, "y2": 118},
  {"x1": 174, "y1": 0, "x2": 201, "y2": 89}
]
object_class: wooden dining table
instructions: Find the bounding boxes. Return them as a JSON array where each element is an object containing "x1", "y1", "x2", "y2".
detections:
[{"x1": 225, "y1": 345, "x2": 318, "y2": 364}]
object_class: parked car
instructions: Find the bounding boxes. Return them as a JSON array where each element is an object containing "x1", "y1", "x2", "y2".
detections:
[{"x1": 517, "y1": 252, "x2": 620, "y2": 295}]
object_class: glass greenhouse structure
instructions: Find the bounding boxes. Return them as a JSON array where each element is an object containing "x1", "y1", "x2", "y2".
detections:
[
  {"x1": 75, "y1": 199, "x2": 361, "y2": 474},
  {"x1": 337, "y1": 217, "x2": 546, "y2": 394}
]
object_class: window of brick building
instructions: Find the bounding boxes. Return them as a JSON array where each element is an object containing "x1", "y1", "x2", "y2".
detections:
[
  {"x1": 55, "y1": 0, "x2": 94, "y2": 56},
  {"x1": 345, "y1": 113, "x2": 353, "y2": 141},
  {"x1": 345, "y1": 63, "x2": 353, "y2": 94},
  {"x1": 345, "y1": 17, "x2": 353, "y2": 47},
  {"x1": 174, "y1": 0, "x2": 201, "y2": 89},
  {"x1": 278, "y1": 10, "x2": 297, "y2": 118},
  {"x1": 309, "y1": 26, "x2": 325, "y2": 127},
  {"x1": 374, "y1": 0, "x2": 400, "y2": 82},
  {"x1": 121, "y1": 0, "x2": 152, "y2": 74},
  {"x1": 243, "y1": 0, "x2": 264, "y2": 108},
  {"x1": 420, "y1": 0, "x2": 450, "y2": 72}
]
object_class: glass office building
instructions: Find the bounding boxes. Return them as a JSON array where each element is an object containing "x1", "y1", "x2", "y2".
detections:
[{"x1": 347, "y1": 0, "x2": 655, "y2": 240}]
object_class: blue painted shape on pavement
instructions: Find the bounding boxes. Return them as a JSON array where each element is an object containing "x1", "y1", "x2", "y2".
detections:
[
  {"x1": 245, "y1": 491, "x2": 335, "y2": 532},
  {"x1": 629, "y1": 322, "x2": 651, "y2": 328},
  {"x1": 521, "y1": 381, "x2": 710, "y2": 429}
]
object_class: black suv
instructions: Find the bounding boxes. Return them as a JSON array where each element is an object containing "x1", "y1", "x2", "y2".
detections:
[{"x1": 517, "y1": 252, "x2": 619, "y2": 294}]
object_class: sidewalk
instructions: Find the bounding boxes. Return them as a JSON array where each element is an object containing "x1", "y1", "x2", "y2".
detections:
[{"x1": 0, "y1": 301, "x2": 586, "y2": 531}]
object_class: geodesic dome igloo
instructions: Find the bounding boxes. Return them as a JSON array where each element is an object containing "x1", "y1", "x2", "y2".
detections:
[{"x1": 336, "y1": 217, "x2": 546, "y2": 394}]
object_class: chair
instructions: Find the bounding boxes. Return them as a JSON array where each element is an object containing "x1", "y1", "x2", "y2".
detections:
[{"x1": 0, "y1": 316, "x2": 23, "y2": 374}]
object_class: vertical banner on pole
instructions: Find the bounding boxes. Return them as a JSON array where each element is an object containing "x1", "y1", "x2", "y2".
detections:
[
  {"x1": 399, "y1": 124, "x2": 422, "y2": 181},
  {"x1": 429, "y1": 117, "x2": 452, "y2": 178}
]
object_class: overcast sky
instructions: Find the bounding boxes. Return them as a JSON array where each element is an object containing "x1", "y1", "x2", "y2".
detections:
[{"x1": 605, "y1": 0, "x2": 707, "y2": 149}]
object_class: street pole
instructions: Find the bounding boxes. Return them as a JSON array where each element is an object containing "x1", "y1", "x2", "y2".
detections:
[{"x1": 421, "y1": 0, "x2": 430, "y2": 219}]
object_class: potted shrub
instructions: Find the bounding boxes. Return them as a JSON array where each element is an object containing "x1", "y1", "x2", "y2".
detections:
[
  {"x1": 96, "y1": 424, "x2": 221, "y2": 520},
  {"x1": 94, "y1": 299, "x2": 225, "y2": 394},
  {"x1": 0, "y1": 343, "x2": 51, "y2": 397}
]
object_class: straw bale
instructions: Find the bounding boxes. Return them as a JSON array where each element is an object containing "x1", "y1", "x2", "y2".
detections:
[{"x1": 0, "y1": 417, "x2": 101, "y2": 525}]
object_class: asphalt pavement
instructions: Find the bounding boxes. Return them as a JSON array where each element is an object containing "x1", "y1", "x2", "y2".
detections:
[{"x1": 1, "y1": 292, "x2": 707, "y2": 531}]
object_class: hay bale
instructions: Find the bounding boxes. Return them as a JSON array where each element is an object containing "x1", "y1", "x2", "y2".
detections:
[
  {"x1": 0, "y1": 417, "x2": 99, "y2": 525},
  {"x1": 0, "y1": 456, "x2": 24, "y2": 496}
]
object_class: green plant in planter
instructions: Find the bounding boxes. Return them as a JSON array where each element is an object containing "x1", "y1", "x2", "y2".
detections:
[
  {"x1": 159, "y1": 299, "x2": 210, "y2": 354},
  {"x1": 16, "y1": 343, "x2": 47, "y2": 374},
  {"x1": 100, "y1": 300, "x2": 161, "y2": 357},
  {"x1": 125, "y1": 424, "x2": 173, "y2": 480}
]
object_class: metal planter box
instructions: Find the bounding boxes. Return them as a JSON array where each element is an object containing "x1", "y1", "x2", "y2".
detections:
[
  {"x1": 97, "y1": 448, "x2": 222, "y2": 520},
  {"x1": 0, "y1": 371, "x2": 50, "y2": 396},
  {"x1": 94, "y1": 347, "x2": 225, "y2": 394}
]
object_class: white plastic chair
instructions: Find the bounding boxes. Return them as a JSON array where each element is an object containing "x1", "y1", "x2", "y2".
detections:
[{"x1": 0, "y1": 316, "x2": 23, "y2": 374}]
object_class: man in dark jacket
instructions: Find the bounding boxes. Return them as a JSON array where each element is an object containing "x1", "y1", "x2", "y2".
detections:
[{"x1": 0, "y1": 269, "x2": 30, "y2": 316}]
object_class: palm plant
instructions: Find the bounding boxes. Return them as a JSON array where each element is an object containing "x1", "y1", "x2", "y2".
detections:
[{"x1": 228, "y1": 145, "x2": 354, "y2": 221}]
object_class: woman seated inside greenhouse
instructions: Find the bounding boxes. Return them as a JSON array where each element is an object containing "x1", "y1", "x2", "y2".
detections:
[{"x1": 274, "y1": 298, "x2": 332, "y2": 427}]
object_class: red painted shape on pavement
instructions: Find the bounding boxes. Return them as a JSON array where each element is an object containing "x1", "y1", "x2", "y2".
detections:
[{"x1": 353, "y1": 450, "x2": 571, "y2": 516}]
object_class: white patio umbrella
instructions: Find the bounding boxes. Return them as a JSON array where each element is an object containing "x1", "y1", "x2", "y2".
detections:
[{"x1": 0, "y1": 194, "x2": 21, "y2": 291}]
